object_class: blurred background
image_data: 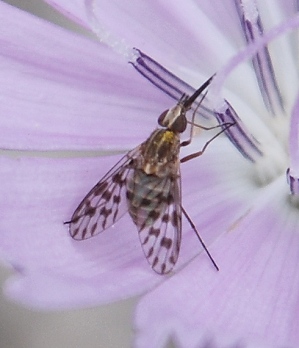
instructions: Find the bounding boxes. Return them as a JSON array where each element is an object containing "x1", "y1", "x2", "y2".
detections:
[{"x1": 0, "y1": 1, "x2": 136, "y2": 347}]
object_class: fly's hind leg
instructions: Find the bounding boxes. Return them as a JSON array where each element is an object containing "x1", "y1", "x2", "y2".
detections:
[{"x1": 181, "y1": 205, "x2": 219, "y2": 271}]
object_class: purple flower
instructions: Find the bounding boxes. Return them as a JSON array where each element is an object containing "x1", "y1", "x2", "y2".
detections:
[{"x1": 1, "y1": 0, "x2": 299, "y2": 347}]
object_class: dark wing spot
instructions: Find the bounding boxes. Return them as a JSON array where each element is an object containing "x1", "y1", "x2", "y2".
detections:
[
  {"x1": 126, "y1": 190, "x2": 133, "y2": 200},
  {"x1": 100, "y1": 207, "x2": 113, "y2": 229},
  {"x1": 169, "y1": 255, "x2": 176, "y2": 265},
  {"x1": 161, "y1": 263, "x2": 166, "y2": 274},
  {"x1": 82, "y1": 227, "x2": 88, "y2": 239},
  {"x1": 147, "y1": 247, "x2": 154, "y2": 258},
  {"x1": 100, "y1": 206, "x2": 112, "y2": 217},
  {"x1": 112, "y1": 172, "x2": 123, "y2": 184},
  {"x1": 162, "y1": 214, "x2": 170, "y2": 223},
  {"x1": 70, "y1": 215, "x2": 80, "y2": 224},
  {"x1": 85, "y1": 206, "x2": 96, "y2": 218},
  {"x1": 171, "y1": 210, "x2": 179, "y2": 227},
  {"x1": 90, "y1": 223, "x2": 98, "y2": 236},
  {"x1": 156, "y1": 192, "x2": 164, "y2": 201},
  {"x1": 148, "y1": 210, "x2": 160, "y2": 221},
  {"x1": 72, "y1": 227, "x2": 79, "y2": 238},
  {"x1": 141, "y1": 197, "x2": 151, "y2": 206},
  {"x1": 102, "y1": 189, "x2": 112, "y2": 201},
  {"x1": 149, "y1": 227, "x2": 160, "y2": 237},
  {"x1": 142, "y1": 236, "x2": 149, "y2": 245},
  {"x1": 113, "y1": 195, "x2": 121, "y2": 204},
  {"x1": 93, "y1": 182, "x2": 108, "y2": 196},
  {"x1": 152, "y1": 256, "x2": 159, "y2": 268},
  {"x1": 167, "y1": 193, "x2": 174, "y2": 204},
  {"x1": 160, "y1": 237, "x2": 172, "y2": 250}
]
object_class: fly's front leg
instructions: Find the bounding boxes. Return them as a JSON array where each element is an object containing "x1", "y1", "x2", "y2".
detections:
[
  {"x1": 180, "y1": 90, "x2": 233, "y2": 148},
  {"x1": 180, "y1": 122, "x2": 235, "y2": 163},
  {"x1": 180, "y1": 90, "x2": 208, "y2": 148}
]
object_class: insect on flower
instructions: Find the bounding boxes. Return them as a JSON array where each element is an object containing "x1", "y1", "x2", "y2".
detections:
[{"x1": 65, "y1": 76, "x2": 234, "y2": 274}]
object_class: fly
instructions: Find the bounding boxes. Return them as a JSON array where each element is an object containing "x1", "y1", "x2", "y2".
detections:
[{"x1": 65, "y1": 76, "x2": 234, "y2": 274}]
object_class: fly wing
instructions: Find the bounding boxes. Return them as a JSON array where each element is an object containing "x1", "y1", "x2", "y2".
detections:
[
  {"x1": 133, "y1": 174, "x2": 182, "y2": 274},
  {"x1": 66, "y1": 147, "x2": 140, "y2": 240}
]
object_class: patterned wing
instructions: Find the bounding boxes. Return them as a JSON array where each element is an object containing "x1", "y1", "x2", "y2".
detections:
[
  {"x1": 127, "y1": 171, "x2": 182, "y2": 274},
  {"x1": 67, "y1": 147, "x2": 140, "y2": 240}
]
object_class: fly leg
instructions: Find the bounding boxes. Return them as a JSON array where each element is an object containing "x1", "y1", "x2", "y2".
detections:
[{"x1": 181, "y1": 205, "x2": 219, "y2": 271}]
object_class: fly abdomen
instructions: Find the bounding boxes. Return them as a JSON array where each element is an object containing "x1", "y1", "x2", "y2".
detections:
[{"x1": 126, "y1": 169, "x2": 170, "y2": 229}]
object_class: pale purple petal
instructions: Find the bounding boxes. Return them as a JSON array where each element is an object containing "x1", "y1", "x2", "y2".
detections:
[
  {"x1": 135, "y1": 177, "x2": 299, "y2": 348},
  {"x1": 0, "y1": 1, "x2": 171, "y2": 151},
  {"x1": 192, "y1": 0, "x2": 244, "y2": 43},
  {"x1": 46, "y1": 0, "x2": 244, "y2": 47},
  {"x1": 210, "y1": 13, "x2": 299, "y2": 106},
  {"x1": 47, "y1": 0, "x2": 240, "y2": 80},
  {"x1": 235, "y1": 0, "x2": 284, "y2": 115},
  {"x1": 288, "y1": 92, "x2": 299, "y2": 175},
  {"x1": 91, "y1": 0, "x2": 238, "y2": 73},
  {"x1": 277, "y1": 0, "x2": 297, "y2": 17},
  {"x1": 287, "y1": 92, "x2": 299, "y2": 195}
]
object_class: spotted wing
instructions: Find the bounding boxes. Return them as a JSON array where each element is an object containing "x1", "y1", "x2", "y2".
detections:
[
  {"x1": 133, "y1": 174, "x2": 182, "y2": 274},
  {"x1": 67, "y1": 147, "x2": 140, "y2": 240}
]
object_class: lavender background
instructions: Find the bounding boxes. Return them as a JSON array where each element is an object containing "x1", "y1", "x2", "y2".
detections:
[{"x1": 0, "y1": 1, "x2": 135, "y2": 347}]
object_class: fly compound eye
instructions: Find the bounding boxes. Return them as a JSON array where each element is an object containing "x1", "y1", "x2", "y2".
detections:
[
  {"x1": 171, "y1": 111, "x2": 187, "y2": 133},
  {"x1": 158, "y1": 109, "x2": 169, "y2": 127},
  {"x1": 158, "y1": 105, "x2": 187, "y2": 132}
]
